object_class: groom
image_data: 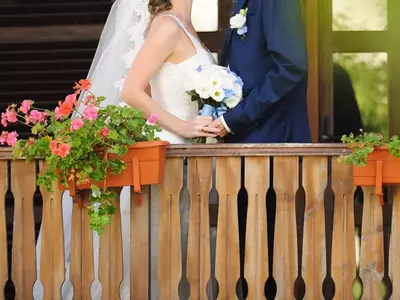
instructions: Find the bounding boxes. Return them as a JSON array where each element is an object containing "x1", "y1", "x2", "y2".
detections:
[
  {"x1": 211, "y1": 0, "x2": 311, "y2": 143},
  {"x1": 209, "y1": 0, "x2": 310, "y2": 297}
]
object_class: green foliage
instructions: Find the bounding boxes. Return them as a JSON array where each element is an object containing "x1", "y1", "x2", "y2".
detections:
[
  {"x1": 340, "y1": 130, "x2": 400, "y2": 167},
  {"x1": 5, "y1": 82, "x2": 162, "y2": 233}
]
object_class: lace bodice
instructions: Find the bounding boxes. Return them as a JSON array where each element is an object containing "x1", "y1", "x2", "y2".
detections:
[{"x1": 150, "y1": 15, "x2": 216, "y2": 144}]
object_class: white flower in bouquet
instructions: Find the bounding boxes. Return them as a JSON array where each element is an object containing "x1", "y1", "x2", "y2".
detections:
[{"x1": 186, "y1": 64, "x2": 244, "y2": 118}]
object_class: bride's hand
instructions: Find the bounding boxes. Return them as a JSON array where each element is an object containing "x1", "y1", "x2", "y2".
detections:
[{"x1": 179, "y1": 116, "x2": 220, "y2": 138}]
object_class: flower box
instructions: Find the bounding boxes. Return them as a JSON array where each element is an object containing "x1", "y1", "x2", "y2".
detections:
[
  {"x1": 352, "y1": 146, "x2": 400, "y2": 205},
  {"x1": 60, "y1": 141, "x2": 169, "y2": 206}
]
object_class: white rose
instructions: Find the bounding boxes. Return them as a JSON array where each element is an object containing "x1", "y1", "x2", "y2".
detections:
[
  {"x1": 230, "y1": 14, "x2": 246, "y2": 29},
  {"x1": 195, "y1": 86, "x2": 210, "y2": 99},
  {"x1": 233, "y1": 83, "x2": 243, "y2": 98},
  {"x1": 225, "y1": 96, "x2": 241, "y2": 108}
]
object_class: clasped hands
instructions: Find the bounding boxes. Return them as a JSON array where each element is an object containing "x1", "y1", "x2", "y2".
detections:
[{"x1": 181, "y1": 116, "x2": 228, "y2": 139}]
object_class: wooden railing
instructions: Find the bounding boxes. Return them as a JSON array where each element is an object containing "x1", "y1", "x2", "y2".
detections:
[{"x1": 0, "y1": 144, "x2": 399, "y2": 299}]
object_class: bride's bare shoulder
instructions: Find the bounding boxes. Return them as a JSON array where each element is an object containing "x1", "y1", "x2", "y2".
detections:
[{"x1": 147, "y1": 14, "x2": 181, "y2": 41}]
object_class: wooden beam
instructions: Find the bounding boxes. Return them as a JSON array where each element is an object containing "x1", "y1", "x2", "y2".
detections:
[
  {"x1": 388, "y1": 0, "x2": 400, "y2": 136},
  {"x1": 318, "y1": 0, "x2": 334, "y2": 139},
  {"x1": 304, "y1": 0, "x2": 319, "y2": 142},
  {"x1": 332, "y1": 31, "x2": 390, "y2": 52},
  {"x1": 0, "y1": 25, "x2": 103, "y2": 44}
]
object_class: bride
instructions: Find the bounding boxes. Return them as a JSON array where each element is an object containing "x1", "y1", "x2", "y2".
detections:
[{"x1": 34, "y1": 0, "x2": 218, "y2": 298}]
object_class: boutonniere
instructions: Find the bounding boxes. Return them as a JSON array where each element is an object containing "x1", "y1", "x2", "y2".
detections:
[{"x1": 230, "y1": 8, "x2": 248, "y2": 41}]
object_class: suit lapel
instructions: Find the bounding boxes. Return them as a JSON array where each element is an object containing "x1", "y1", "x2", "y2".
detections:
[{"x1": 220, "y1": 0, "x2": 248, "y2": 65}]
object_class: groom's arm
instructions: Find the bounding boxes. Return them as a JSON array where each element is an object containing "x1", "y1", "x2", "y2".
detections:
[{"x1": 221, "y1": 0, "x2": 307, "y2": 135}]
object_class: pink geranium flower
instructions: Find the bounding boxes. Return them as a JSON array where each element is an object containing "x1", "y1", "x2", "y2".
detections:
[
  {"x1": 1, "y1": 113, "x2": 7, "y2": 127},
  {"x1": 20, "y1": 100, "x2": 33, "y2": 114},
  {"x1": 5, "y1": 110, "x2": 17, "y2": 124},
  {"x1": 54, "y1": 107, "x2": 62, "y2": 120},
  {"x1": 0, "y1": 131, "x2": 18, "y2": 146},
  {"x1": 29, "y1": 110, "x2": 46, "y2": 123},
  {"x1": 70, "y1": 118, "x2": 84, "y2": 131},
  {"x1": 146, "y1": 113, "x2": 158, "y2": 125},
  {"x1": 83, "y1": 106, "x2": 98, "y2": 121}
]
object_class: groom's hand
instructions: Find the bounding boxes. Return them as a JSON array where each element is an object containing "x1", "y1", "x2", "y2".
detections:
[{"x1": 209, "y1": 117, "x2": 228, "y2": 137}]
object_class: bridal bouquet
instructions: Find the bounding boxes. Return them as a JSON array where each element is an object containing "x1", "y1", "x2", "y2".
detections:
[{"x1": 186, "y1": 64, "x2": 243, "y2": 141}]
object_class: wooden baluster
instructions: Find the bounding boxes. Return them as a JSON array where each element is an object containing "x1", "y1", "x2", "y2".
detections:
[
  {"x1": 131, "y1": 187, "x2": 150, "y2": 299},
  {"x1": 244, "y1": 157, "x2": 269, "y2": 299},
  {"x1": 359, "y1": 187, "x2": 383, "y2": 298},
  {"x1": 0, "y1": 161, "x2": 7, "y2": 300},
  {"x1": 70, "y1": 191, "x2": 94, "y2": 299},
  {"x1": 391, "y1": 187, "x2": 400, "y2": 297},
  {"x1": 331, "y1": 159, "x2": 356, "y2": 298},
  {"x1": 39, "y1": 162, "x2": 65, "y2": 300},
  {"x1": 215, "y1": 157, "x2": 241, "y2": 299},
  {"x1": 273, "y1": 157, "x2": 298, "y2": 299},
  {"x1": 302, "y1": 157, "x2": 327, "y2": 299},
  {"x1": 99, "y1": 188, "x2": 123, "y2": 300},
  {"x1": 186, "y1": 158, "x2": 212, "y2": 299},
  {"x1": 158, "y1": 158, "x2": 183, "y2": 300},
  {"x1": 11, "y1": 161, "x2": 37, "y2": 299}
]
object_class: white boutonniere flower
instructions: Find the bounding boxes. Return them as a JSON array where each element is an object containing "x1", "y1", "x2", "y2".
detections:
[{"x1": 230, "y1": 8, "x2": 248, "y2": 40}]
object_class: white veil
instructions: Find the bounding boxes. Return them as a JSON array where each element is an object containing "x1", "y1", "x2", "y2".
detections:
[
  {"x1": 34, "y1": 1, "x2": 151, "y2": 299},
  {"x1": 79, "y1": 0, "x2": 151, "y2": 108}
]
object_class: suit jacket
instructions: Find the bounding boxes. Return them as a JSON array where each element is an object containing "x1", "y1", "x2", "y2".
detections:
[{"x1": 220, "y1": 0, "x2": 311, "y2": 143}]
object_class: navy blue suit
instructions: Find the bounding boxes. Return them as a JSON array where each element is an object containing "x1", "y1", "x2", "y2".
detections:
[{"x1": 220, "y1": 0, "x2": 311, "y2": 143}]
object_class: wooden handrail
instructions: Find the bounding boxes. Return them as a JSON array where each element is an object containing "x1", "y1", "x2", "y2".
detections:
[{"x1": 0, "y1": 143, "x2": 350, "y2": 160}]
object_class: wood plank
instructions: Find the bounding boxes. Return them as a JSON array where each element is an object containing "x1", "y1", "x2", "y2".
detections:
[
  {"x1": 359, "y1": 187, "x2": 383, "y2": 298},
  {"x1": 302, "y1": 157, "x2": 328, "y2": 299},
  {"x1": 273, "y1": 157, "x2": 298, "y2": 299},
  {"x1": 158, "y1": 158, "x2": 183, "y2": 300},
  {"x1": 186, "y1": 158, "x2": 213, "y2": 299},
  {"x1": 244, "y1": 157, "x2": 269, "y2": 299},
  {"x1": 130, "y1": 187, "x2": 150, "y2": 299},
  {"x1": 391, "y1": 187, "x2": 400, "y2": 298},
  {"x1": 99, "y1": 188, "x2": 123, "y2": 300},
  {"x1": 11, "y1": 160, "x2": 37, "y2": 299},
  {"x1": 39, "y1": 162, "x2": 65, "y2": 300},
  {"x1": 69, "y1": 191, "x2": 94, "y2": 300},
  {"x1": 0, "y1": 161, "x2": 7, "y2": 300},
  {"x1": 331, "y1": 160, "x2": 356, "y2": 298},
  {"x1": 215, "y1": 157, "x2": 241, "y2": 299}
]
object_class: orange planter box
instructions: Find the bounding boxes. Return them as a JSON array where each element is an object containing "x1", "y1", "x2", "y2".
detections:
[
  {"x1": 59, "y1": 141, "x2": 169, "y2": 204},
  {"x1": 353, "y1": 146, "x2": 400, "y2": 204}
]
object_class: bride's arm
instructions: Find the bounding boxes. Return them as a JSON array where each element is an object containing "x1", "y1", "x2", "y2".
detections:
[{"x1": 121, "y1": 17, "x2": 219, "y2": 138}]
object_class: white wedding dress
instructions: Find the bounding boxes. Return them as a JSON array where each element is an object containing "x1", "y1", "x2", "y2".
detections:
[{"x1": 34, "y1": 14, "x2": 216, "y2": 300}]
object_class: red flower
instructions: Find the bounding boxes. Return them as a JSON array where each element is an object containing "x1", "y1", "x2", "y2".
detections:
[
  {"x1": 57, "y1": 100, "x2": 74, "y2": 117},
  {"x1": 58, "y1": 143, "x2": 71, "y2": 158},
  {"x1": 100, "y1": 126, "x2": 110, "y2": 138},
  {"x1": 64, "y1": 94, "x2": 78, "y2": 107},
  {"x1": 73, "y1": 79, "x2": 92, "y2": 92}
]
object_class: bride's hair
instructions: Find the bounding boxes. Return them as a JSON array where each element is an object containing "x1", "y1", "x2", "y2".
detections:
[{"x1": 148, "y1": 0, "x2": 173, "y2": 16}]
